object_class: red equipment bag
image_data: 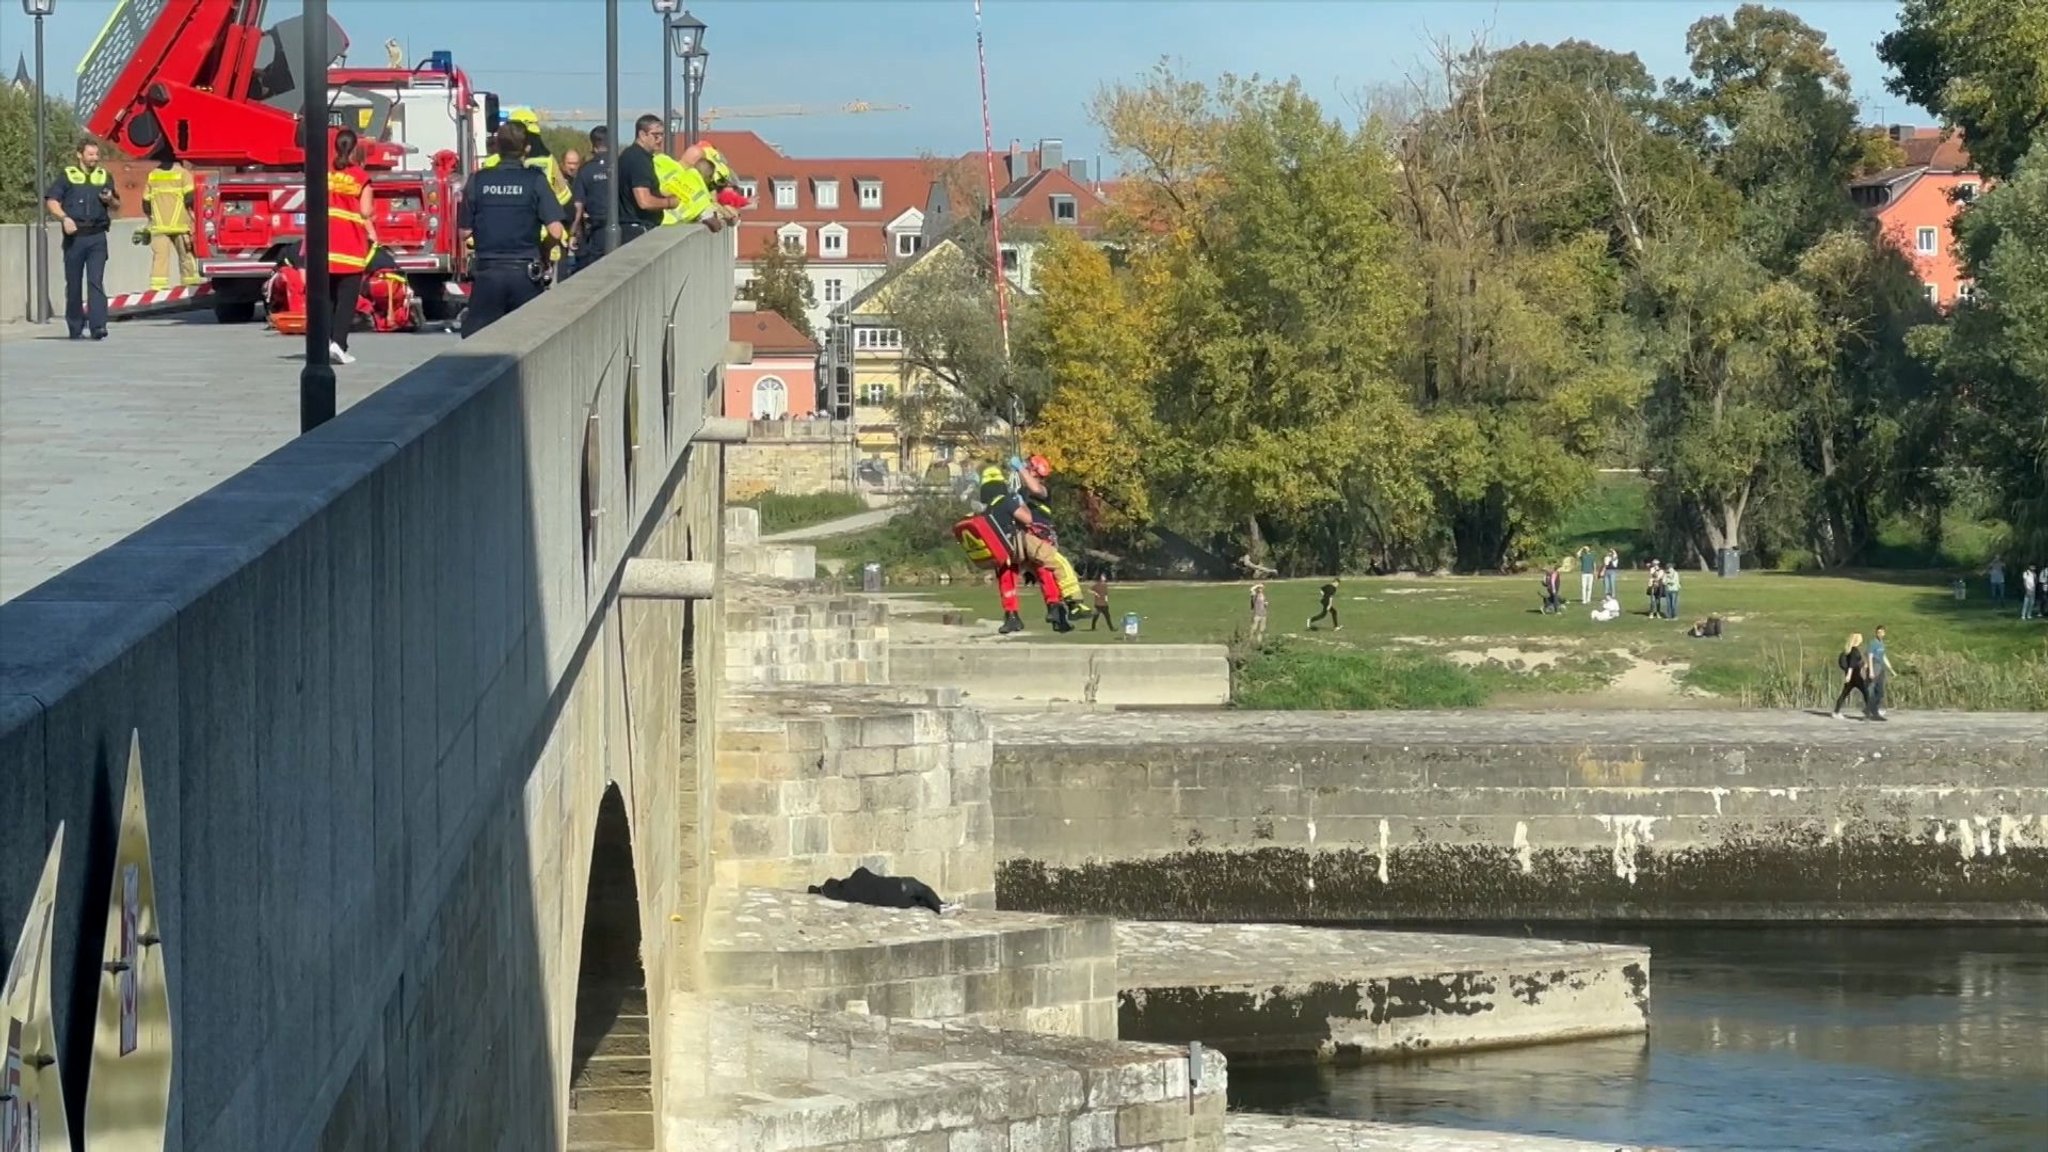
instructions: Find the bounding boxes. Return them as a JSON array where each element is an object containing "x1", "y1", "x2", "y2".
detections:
[
  {"x1": 360, "y1": 270, "x2": 417, "y2": 333},
  {"x1": 953, "y1": 514, "x2": 1017, "y2": 570}
]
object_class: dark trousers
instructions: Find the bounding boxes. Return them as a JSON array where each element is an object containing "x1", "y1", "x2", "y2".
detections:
[
  {"x1": 566, "y1": 226, "x2": 611, "y2": 277},
  {"x1": 1311, "y1": 604, "x2": 1340, "y2": 626},
  {"x1": 1833, "y1": 676, "x2": 1869, "y2": 714},
  {"x1": 462, "y1": 264, "x2": 542, "y2": 339},
  {"x1": 330, "y1": 273, "x2": 363, "y2": 350},
  {"x1": 62, "y1": 230, "x2": 109, "y2": 336},
  {"x1": 1089, "y1": 601, "x2": 1109, "y2": 629}
]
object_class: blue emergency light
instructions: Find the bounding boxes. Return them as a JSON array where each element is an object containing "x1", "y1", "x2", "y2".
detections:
[{"x1": 428, "y1": 50, "x2": 454, "y2": 73}]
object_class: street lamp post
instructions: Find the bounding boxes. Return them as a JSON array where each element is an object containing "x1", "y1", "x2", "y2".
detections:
[
  {"x1": 24, "y1": 0, "x2": 55, "y2": 325},
  {"x1": 666, "y1": 10, "x2": 707, "y2": 146},
  {"x1": 300, "y1": 0, "x2": 335, "y2": 431},
  {"x1": 604, "y1": 0, "x2": 620, "y2": 259},
  {"x1": 684, "y1": 49, "x2": 707, "y2": 147},
  {"x1": 651, "y1": 0, "x2": 679, "y2": 140}
]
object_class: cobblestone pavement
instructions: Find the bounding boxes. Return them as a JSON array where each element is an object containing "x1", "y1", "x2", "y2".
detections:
[
  {"x1": 0, "y1": 315, "x2": 451, "y2": 600},
  {"x1": 1116, "y1": 920, "x2": 1644, "y2": 990},
  {"x1": 994, "y1": 709, "x2": 2048, "y2": 747},
  {"x1": 1229, "y1": 1113, "x2": 1648, "y2": 1151}
]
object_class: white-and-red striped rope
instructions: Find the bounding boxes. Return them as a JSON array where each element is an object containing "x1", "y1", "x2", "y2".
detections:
[{"x1": 973, "y1": 0, "x2": 1012, "y2": 369}]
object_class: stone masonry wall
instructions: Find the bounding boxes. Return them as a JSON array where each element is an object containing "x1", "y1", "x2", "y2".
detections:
[
  {"x1": 724, "y1": 588, "x2": 889, "y2": 688},
  {"x1": 990, "y1": 712, "x2": 2048, "y2": 922},
  {"x1": 714, "y1": 687, "x2": 996, "y2": 908},
  {"x1": 724, "y1": 434, "x2": 853, "y2": 500}
]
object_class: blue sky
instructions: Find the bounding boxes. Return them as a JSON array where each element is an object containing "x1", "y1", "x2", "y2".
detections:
[{"x1": 3, "y1": 1, "x2": 1918, "y2": 165}]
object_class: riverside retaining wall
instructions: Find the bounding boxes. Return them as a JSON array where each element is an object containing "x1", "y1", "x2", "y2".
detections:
[{"x1": 990, "y1": 711, "x2": 2048, "y2": 921}]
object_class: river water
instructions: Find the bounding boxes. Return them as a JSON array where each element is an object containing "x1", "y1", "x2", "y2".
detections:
[{"x1": 1229, "y1": 926, "x2": 2048, "y2": 1151}]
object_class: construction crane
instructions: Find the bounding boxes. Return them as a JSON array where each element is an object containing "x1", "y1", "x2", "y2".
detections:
[{"x1": 531, "y1": 101, "x2": 908, "y2": 129}]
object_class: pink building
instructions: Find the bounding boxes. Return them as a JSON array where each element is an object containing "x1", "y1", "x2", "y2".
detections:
[{"x1": 726, "y1": 310, "x2": 820, "y2": 419}]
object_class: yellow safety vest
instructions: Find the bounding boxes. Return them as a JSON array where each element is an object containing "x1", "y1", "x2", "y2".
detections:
[
  {"x1": 63, "y1": 165, "x2": 109, "y2": 186},
  {"x1": 145, "y1": 166, "x2": 194, "y2": 233},
  {"x1": 653, "y1": 154, "x2": 713, "y2": 226}
]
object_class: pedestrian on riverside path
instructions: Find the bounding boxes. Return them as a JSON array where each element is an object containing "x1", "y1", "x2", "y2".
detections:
[
  {"x1": 1832, "y1": 632, "x2": 1870, "y2": 719},
  {"x1": 1865, "y1": 625, "x2": 1893, "y2": 721},
  {"x1": 44, "y1": 139, "x2": 118, "y2": 340},
  {"x1": 1088, "y1": 574, "x2": 1112, "y2": 631},
  {"x1": 1307, "y1": 578, "x2": 1341, "y2": 631}
]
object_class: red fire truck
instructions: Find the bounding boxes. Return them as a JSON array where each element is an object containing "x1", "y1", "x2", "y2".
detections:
[{"x1": 80, "y1": 0, "x2": 494, "y2": 323}]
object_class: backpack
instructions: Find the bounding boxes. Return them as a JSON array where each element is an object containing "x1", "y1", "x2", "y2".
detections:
[{"x1": 1837, "y1": 650, "x2": 1853, "y2": 672}]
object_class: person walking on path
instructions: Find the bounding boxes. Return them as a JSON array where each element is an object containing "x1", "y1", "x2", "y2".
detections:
[
  {"x1": 2023, "y1": 566, "x2": 2038, "y2": 621},
  {"x1": 1832, "y1": 632, "x2": 1871, "y2": 719},
  {"x1": 1865, "y1": 625, "x2": 1893, "y2": 721},
  {"x1": 1577, "y1": 547, "x2": 1596, "y2": 604},
  {"x1": 1988, "y1": 557, "x2": 2006, "y2": 607},
  {"x1": 1087, "y1": 574, "x2": 1112, "y2": 631},
  {"x1": 1307, "y1": 578, "x2": 1342, "y2": 631},
  {"x1": 1249, "y1": 583, "x2": 1269, "y2": 643}
]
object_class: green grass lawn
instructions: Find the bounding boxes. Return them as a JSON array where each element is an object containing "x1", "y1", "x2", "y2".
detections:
[{"x1": 921, "y1": 572, "x2": 2048, "y2": 711}]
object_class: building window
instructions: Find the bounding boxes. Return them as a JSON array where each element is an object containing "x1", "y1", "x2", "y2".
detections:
[
  {"x1": 821, "y1": 228, "x2": 846, "y2": 257},
  {"x1": 778, "y1": 225, "x2": 805, "y2": 254},
  {"x1": 1957, "y1": 281, "x2": 1976, "y2": 303},
  {"x1": 773, "y1": 180, "x2": 796, "y2": 209},
  {"x1": 1923, "y1": 282, "x2": 1939, "y2": 304},
  {"x1": 1051, "y1": 194, "x2": 1076, "y2": 223},
  {"x1": 752, "y1": 376, "x2": 789, "y2": 419},
  {"x1": 739, "y1": 180, "x2": 758, "y2": 202},
  {"x1": 854, "y1": 327, "x2": 902, "y2": 351},
  {"x1": 862, "y1": 382, "x2": 887, "y2": 406},
  {"x1": 858, "y1": 180, "x2": 883, "y2": 208},
  {"x1": 894, "y1": 231, "x2": 923, "y2": 258},
  {"x1": 1956, "y1": 182, "x2": 1979, "y2": 202},
  {"x1": 814, "y1": 179, "x2": 839, "y2": 209},
  {"x1": 999, "y1": 248, "x2": 1018, "y2": 272},
  {"x1": 822, "y1": 277, "x2": 844, "y2": 303},
  {"x1": 1916, "y1": 226, "x2": 1939, "y2": 255}
]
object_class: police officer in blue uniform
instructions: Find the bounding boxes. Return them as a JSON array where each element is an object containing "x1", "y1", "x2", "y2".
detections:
[
  {"x1": 565, "y1": 125, "x2": 612, "y2": 278},
  {"x1": 458, "y1": 122, "x2": 565, "y2": 339},
  {"x1": 43, "y1": 140, "x2": 119, "y2": 339}
]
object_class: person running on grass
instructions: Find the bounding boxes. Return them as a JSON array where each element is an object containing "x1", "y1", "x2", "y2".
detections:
[
  {"x1": 1832, "y1": 632, "x2": 1871, "y2": 719},
  {"x1": 1307, "y1": 578, "x2": 1342, "y2": 631}
]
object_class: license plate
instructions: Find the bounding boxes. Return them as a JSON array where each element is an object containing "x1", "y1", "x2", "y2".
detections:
[{"x1": 293, "y1": 213, "x2": 305, "y2": 227}]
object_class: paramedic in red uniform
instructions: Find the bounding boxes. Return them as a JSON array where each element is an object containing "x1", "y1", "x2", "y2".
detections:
[{"x1": 324, "y1": 128, "x2": 376, "y2": 365}]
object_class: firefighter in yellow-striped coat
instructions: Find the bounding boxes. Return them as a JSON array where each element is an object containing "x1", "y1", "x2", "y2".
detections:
[{"x1": 144, "y1": 157, "x2": 202, "y2": 290}]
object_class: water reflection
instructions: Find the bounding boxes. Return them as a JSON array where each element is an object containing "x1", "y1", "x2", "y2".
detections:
[{"x1": 1230, "y1": 927, "x2": 2048, "y2": 1152}]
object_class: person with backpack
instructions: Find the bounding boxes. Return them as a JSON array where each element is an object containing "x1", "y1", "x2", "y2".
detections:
[{"x1": 1832, "y1": 632, "x2": 1870, "y2": 719}]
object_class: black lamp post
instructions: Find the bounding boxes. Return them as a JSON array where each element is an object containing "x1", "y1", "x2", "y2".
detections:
[
  {"x1": 651, "y1": 0, "x2": 680, "y2": 140},
  {"x1": 667, "y1": 9, "x2": 707, "y2": 145},
  {"x1": 300, "y1": 0, "x2": 334, "y2": 431},
  {"x1": 24, "y1": 0, "x2": 55, "y2": 325},
  {"x1": 605, "y1": 0, "x2": 621, "y2": 258},
  {"x1": 684, "y1": 48, "x2": 708, "y2": 147}
]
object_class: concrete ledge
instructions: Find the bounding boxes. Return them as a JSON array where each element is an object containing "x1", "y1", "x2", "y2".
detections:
[
  {"x1": 664, "y1": 996, "x2": 1228, "y2": 1152},
  {"x1": 892, "y1": 642, "x2": 1232, "y2": 708},
  {"x1": 1229, "y1": 1114, "x2": 1647, "y2": 1151},
  {"x1": 1116, "y1": 921, "x2": 1647, "y2": 1062},
  {"x1": 703, "y1": 887, "x2": 1118, "y2": 1037},
  {"x1": 991, "y1": 710, "x2": 2048, "y2": 921},
  {"x1": 725, "y1": 544, "x2": 817, "y2": 581}
]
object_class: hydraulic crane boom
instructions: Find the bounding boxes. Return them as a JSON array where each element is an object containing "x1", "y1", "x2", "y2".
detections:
[{"x1": 78, "y1": 0, "x2": 381, "y2": 168}]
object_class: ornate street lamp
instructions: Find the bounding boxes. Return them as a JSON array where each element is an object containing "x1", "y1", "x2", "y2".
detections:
[
  {"x1": 651, "y1": 0, "x2": 681, "y2": 140},
  {"x1": 684, "y1": 48, "x2": 708, "y2": 146},
  {"x1": 24, "y1": 0, "x2": 56, "y2": 324}
]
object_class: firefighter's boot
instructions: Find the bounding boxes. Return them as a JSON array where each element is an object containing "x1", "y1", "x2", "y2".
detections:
[{"x1": 999, "y1": 612, "x2": 1025, "y2": 635}]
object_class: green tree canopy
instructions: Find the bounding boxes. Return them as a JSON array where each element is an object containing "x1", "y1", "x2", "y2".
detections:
[
  {"x1": 0, "y1": 85, "x2": 83, "y2": 224},
  {"x1": 1880, "y1": 0, "x2": 2048, "y2": 182},
  {"x1": 739, "y1": 234, "x2": 817, "y2": 339}
]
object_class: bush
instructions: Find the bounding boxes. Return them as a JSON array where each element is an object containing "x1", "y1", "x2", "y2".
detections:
[
  {"x1": 738, "y1": 491, "x2": 866, "y2": 534},
  {"x1": 816, "y1": 494, "x2": 980, "y2": 583}
]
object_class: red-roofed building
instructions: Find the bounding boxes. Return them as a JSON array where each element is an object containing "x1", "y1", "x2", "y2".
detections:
[
  {"x1": 919, "y1": 137, "x2": 1112, "y2": 293},
  {"x1": 726, "y1": 307, "x2": 820, "y2": 419},
  {"x1": 701, "y1": 130, "x2": 943, "y2": 335},
  {"x1": 1851, "y1": 126, "x2": 1989, "y2": 308}
]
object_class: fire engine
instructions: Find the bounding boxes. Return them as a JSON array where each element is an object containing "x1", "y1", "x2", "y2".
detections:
[{"x1": 79, "y1": 0, "x2": 496, "y2": 323}]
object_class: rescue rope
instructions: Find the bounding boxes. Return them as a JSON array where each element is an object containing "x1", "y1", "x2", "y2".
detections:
[{"x1": 972, "y1": 0, "x2": 1019, "y2": 451}]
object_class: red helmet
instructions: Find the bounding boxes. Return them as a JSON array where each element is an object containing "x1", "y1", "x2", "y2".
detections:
[{"x1": 1026, "y1": 454, "x2": 1053, "y2": 478}]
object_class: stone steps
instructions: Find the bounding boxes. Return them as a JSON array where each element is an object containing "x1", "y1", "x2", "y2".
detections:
[
  {"x1": 565, "y1": 1110, "x2": 660, "y2": 1152},
  {"x1": 569, "y1": 978, "x2": 654, "y2": 1152}
]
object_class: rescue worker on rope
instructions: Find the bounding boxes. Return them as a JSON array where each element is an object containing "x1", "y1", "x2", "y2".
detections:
[
  {"x1": 142, "y1": 154, "x2": 201, "y2": 290},
  {"x1": 458, "y1": 122, "x2": 566, "y2": 338},
  {"x1": 656, "y1": 143, "x2": 741, "y2": 228},
  {"x1": 953, "y1": 462, "x2": 1084, "y2": 633},
  {"x1": 43, "y1": 139, "x2": 117, "y2": 340},
  {"x1": 482, "y1": 109, "x2": 573, "y2": 272},
  {"x1": 1010, "y1": 454, "x2": 1091, "y2": 623}
]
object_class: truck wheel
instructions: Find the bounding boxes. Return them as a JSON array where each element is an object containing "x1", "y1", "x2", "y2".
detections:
[{"x1": 212, "y1": 300, "x2": 258, "y2": 324}]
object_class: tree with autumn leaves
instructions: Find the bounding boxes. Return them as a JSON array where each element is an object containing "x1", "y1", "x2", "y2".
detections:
[{"x1": 978, "y1": 3, "x2": 2029, "y2": 575}]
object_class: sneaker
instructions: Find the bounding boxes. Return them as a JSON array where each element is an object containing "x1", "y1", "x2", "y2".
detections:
[
  {"x1": 1332, "y1": 624, "x2": 1343, "y2": 632},
  {"x1": 1306, "y1": 619, "x2": 1316, "y2": 631},
  {"x1": 329, "y1": 342, "x2": 356, "y2": 365}
]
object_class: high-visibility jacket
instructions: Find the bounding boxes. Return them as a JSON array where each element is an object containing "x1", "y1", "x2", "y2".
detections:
[
  {"x1": 144, "y1": 166, "x2": 194, "y2": 234},
  {"x1": 653, "y1": 154, "x2": 714, "y2": 226},
  {"x1": 484, "y1": 151, "x2": 571, "y2": 206},
  {"x1": 327, "y1": 165, "x2": 373, "y2": 274}
]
